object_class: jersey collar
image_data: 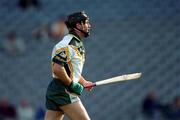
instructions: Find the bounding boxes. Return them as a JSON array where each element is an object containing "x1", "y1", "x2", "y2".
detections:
[{"x1": 69, "y1": 31, "x2": 81, "y2": 42}]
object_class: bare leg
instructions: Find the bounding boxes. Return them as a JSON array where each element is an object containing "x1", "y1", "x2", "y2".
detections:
[
  {"x1": 45, "y1": 110, "x2": 64, "y2": 120},
  {"x1": 60, "y1": 101, "x2": 90, "y2": 120}
]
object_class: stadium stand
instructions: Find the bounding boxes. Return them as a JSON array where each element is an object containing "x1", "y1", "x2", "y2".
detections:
[{"x1": 0, "y1": 0, "x2": 180, "y2": 119}]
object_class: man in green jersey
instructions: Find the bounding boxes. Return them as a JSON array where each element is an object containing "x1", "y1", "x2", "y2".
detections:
[{"x1": 45, "y1": 11, "x2": 93, "y2": 120}]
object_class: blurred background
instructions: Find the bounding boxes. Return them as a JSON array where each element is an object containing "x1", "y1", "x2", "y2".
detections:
[{"x1": 0, "y1": 0, "x2": 180, "y2": 120}]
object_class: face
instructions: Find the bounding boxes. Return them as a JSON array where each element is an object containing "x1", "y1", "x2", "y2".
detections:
[
  {"x1": 82, "y1": 19, "x2": 91, "y2": 34},
  {"x1": 76, "y1": 19, "x2": 91, "y2": 37}
]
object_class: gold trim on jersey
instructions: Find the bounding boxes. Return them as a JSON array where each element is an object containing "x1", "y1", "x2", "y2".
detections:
[
  {"x1": 67, "y1": 61, "x2": 74, "y2": 80},
  {"x1": 70, "y1": 45, "x2": 81, "y2": 57},
  {"x1": 56, "y1": 47, "x2": 70, "y2": 60}
]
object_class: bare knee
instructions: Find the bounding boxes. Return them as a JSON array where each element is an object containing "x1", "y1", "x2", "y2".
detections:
[{"x1": 60, "y1": 101, "x2": 91, "y2": 120}]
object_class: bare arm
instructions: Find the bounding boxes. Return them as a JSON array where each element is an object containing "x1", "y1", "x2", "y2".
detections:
[
  {"x1": 79, "y1": 76, "x2": 93, "y2": 91},
  {"x1": 53, "y1": 63, "x2": 72, "y2": 86},
  {"x1": 78, "y1": 76, "x2": 86, "y2": 85},
  {"x1": 51, "y1": 47, "x2": 84, "y2": 95}
]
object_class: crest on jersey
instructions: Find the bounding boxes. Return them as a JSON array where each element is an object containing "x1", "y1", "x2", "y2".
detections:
[
  {"x1": 59, "y1": 51, "x2": 67, "y2": 59},
  {"x1": 57, "y1": 50, "x2": 68, "y2": 62}
]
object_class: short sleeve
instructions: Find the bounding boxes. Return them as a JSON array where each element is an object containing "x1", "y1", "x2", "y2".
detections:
[{"x1": 52, "y1": 47, "x2": 71, "y2": 66}]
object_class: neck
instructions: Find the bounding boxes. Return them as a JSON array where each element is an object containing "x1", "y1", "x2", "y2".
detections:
[{"x1": 70, "y1": 29, "x2": 84, "y2": 40}]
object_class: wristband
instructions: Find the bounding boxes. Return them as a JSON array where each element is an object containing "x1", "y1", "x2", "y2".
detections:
[{"x1": 68, "y1": 81, "x2": 84, "y2": 95}]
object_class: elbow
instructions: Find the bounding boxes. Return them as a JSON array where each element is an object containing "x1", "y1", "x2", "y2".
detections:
[{"x1": 52, "y1": 63, "x2": 62, "y2": 76}]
